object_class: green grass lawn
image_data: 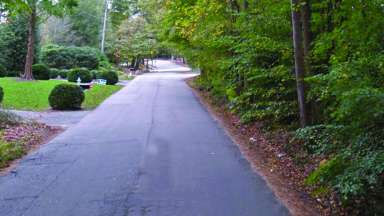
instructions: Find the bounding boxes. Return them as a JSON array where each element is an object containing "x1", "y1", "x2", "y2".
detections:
[
  {"x1": 0, "y1": 78, "x2": 123, "y2": 111},
  {"x1": 83, "y1": 84, "x2": 123, "y2": 109}
]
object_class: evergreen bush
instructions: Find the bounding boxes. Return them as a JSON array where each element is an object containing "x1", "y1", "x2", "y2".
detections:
[{"x1": 49, "y1": 84, "x2": 84, "y2": 110}]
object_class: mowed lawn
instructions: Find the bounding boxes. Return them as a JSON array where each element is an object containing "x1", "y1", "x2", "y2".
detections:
[{"x1": 0, "y1": 78, "x2": 123, "y2": 111}]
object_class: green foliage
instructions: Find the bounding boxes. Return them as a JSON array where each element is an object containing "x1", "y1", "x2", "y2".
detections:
[
  {"x1": 302, "y1": 129, "x2": 384, "y2": 212},
  {"x1": 0, "y1": 111, "x2": 21, "y2": 129},
  {"x1": 304, "y1": 9, "x2": 384, "y2": 209},
  {"x1": 32, "y1": 64, "x2": 50, "y2": 80},
  {"x1": 67, "y1": 68, "x2": 93, "y2": 83},
  {"x1": 0, "y1": 86, "x2": 3, "y2": 103},
  {"x1": 49, "y1": 68, "x2": 60, "y2": 79},
  {"x1": 40, "y1": 44, "x2": 106, "y2": 70},
  {"x1": 49, "y1": 84, "x2": 85, "y2": 110},
  {"x1": 66, "y1": 0, "x2": 103, "y2": 47},
  {"x1": 111, "y1": 15, "x2": 159, "y2": 64},
  {"x1": 232, "y1": 66, "x2": 297, "y2": 125},
  {"x1": 90, "y1": 70, "x2": 100, "y2": 80},
  {"x1": 295, "y1": 125, "x2": 345, "y2": 155},
  {"x1": 158, "y1": 0, "x2": 296, "y2": 127},
  {"x1": 5, "y1": 71, "x2": 19, "y2": 77},
  {"x1": 0, "y1": 15, "x2": 32, "y2": 73},
  {"x1": 100, "y1": 70, "x2": 119, "y2": 85},
  {"x1": 117, "y1": 70, "x2": 134, "y2": 81},
  {"x1": 0, "y1": 138, "x2": 25, "y2": 168},
  {"x1": 305, "y1": 156, "x2": 347, "y2": 186},
  {"x1": 58, "y1": 69, "x2": 68, "y2": 78},
  {"x1": 0, "y1": 65, "x2": 6, "y2": 77},
  {"x1": 110, "y1": 0, "x2": 138, "y2": 29}
]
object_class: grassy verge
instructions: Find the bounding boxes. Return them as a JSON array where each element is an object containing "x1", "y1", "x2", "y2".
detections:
[
  {"x1": 0, "y1": 133, "x2": 24, "y2": 168},
  {"x1": 118, "y1": 72, "x2": 134, "y2": 81},
  {"x1": 0, "y1": 111, "x2": 26, "y2": 169},
  {"x1": 84, "y1": 84, "x2": 123, "y2": 109},
  {"x1": 0, "y1": 78, "x2": 65, "y2": 111},
  {"x1": 0, "y1": 78, "x2": 123, "y2": 111}
]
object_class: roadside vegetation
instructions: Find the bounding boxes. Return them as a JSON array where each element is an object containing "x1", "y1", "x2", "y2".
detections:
[{"x1": 138, "y1": 0, "x2": 384, "y2": 214}]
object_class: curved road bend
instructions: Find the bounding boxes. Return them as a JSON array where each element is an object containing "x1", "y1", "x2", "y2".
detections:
[{"x1": 0, "y1": 60, "x2": 289, "y2": 216}]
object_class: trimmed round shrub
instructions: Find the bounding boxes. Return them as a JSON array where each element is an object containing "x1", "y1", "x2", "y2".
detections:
[
  {"x1": 68, "y1": 68, "x2": 92, "y2": 83},
  {"x1": 49, "y1": 84, "x2": 84, "y2": 110},
  {"x1": 100, "y1": 70, "x2": 119, "y2": 85},
  {"x1": 0, "y1": 86, "x2": 3, "y2": 103},
  {"x1": 59, "y1": 69, "x2": 68, "y2": 79},
  {"x1": 0, "y1": 65, "x2": 6, "y2": 77},
  {"x1": 50, "y1": 68, "x2": 60, "y2": 79},
  {"x1": 32, "y1": 64, "x2": 50, "y2": 80}
]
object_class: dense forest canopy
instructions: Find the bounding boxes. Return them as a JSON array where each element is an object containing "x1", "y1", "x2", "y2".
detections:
[{"x1": 0, "y1": 0, "x2": 383, "y2": 214}]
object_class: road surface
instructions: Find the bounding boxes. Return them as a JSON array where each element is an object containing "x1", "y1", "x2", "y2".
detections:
[{"x1": 0, "y1": 60, "x2": 289, "y2": 216}]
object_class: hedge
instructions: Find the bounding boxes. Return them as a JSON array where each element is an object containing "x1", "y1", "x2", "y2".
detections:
[{"x1": 40, "y1": 44, "x2": 108, "y2": 70}]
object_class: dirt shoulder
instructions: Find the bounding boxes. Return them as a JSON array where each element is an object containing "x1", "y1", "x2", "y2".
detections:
[{"x1": 187, "y1": 78, "x2": 326, "y2": 216}]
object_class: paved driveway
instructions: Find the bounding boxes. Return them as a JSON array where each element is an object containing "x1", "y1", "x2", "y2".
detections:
[{"x1": 0, "y1": 61, "x2": 289, "y2": 216}]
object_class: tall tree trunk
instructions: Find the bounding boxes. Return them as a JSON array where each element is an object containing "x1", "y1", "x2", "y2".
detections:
[
  {"x1": 130, "y1": 58, "x2": 136, "y2": 68},
  {"x1": 301, "y1": 0, "x2": 312, "y2": 65},
  {"x1": 301, "y1": 0, "x2": 314, "y2": 124},
  {"x1": 291, "y1": 0, "x2": 308, "y2": 127},
  {"x1": 243, "y1": 0, "x2": 249, "y2": 10},
  {"x1": 23, "y1": 7, "x2": 36, "y2": 80}
]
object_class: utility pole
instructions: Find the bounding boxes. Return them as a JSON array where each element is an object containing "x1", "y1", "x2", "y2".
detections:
[{"x1": 101, "y1": 0, "x2": 110, "y2": 53}]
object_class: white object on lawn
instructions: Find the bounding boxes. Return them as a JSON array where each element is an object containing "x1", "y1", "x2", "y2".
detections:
[{"x1": 96, "y1": 79, "x2": 107, "y2": 85}]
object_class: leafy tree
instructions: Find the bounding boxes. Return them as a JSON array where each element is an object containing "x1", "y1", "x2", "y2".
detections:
[
  {"x1": 2, "y1": 0, "x2": 77, "y2": 80},
  {"x1": 0, "y1": 14, "x2": 40, "y2": 75},
  {"x1": 110, "y1": 0, "x2": 138, "y2": 29},
  {"x1": 111, "y1": 15, "x2": 158, "y2": 67},
  {"x1": 68, "y1": 0, "x2": 103, "y2": 47}
]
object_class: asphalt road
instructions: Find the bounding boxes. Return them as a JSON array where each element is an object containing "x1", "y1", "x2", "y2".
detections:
[{"x1": 0, "y1": 60, "x2": 289, "y2": 216}]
